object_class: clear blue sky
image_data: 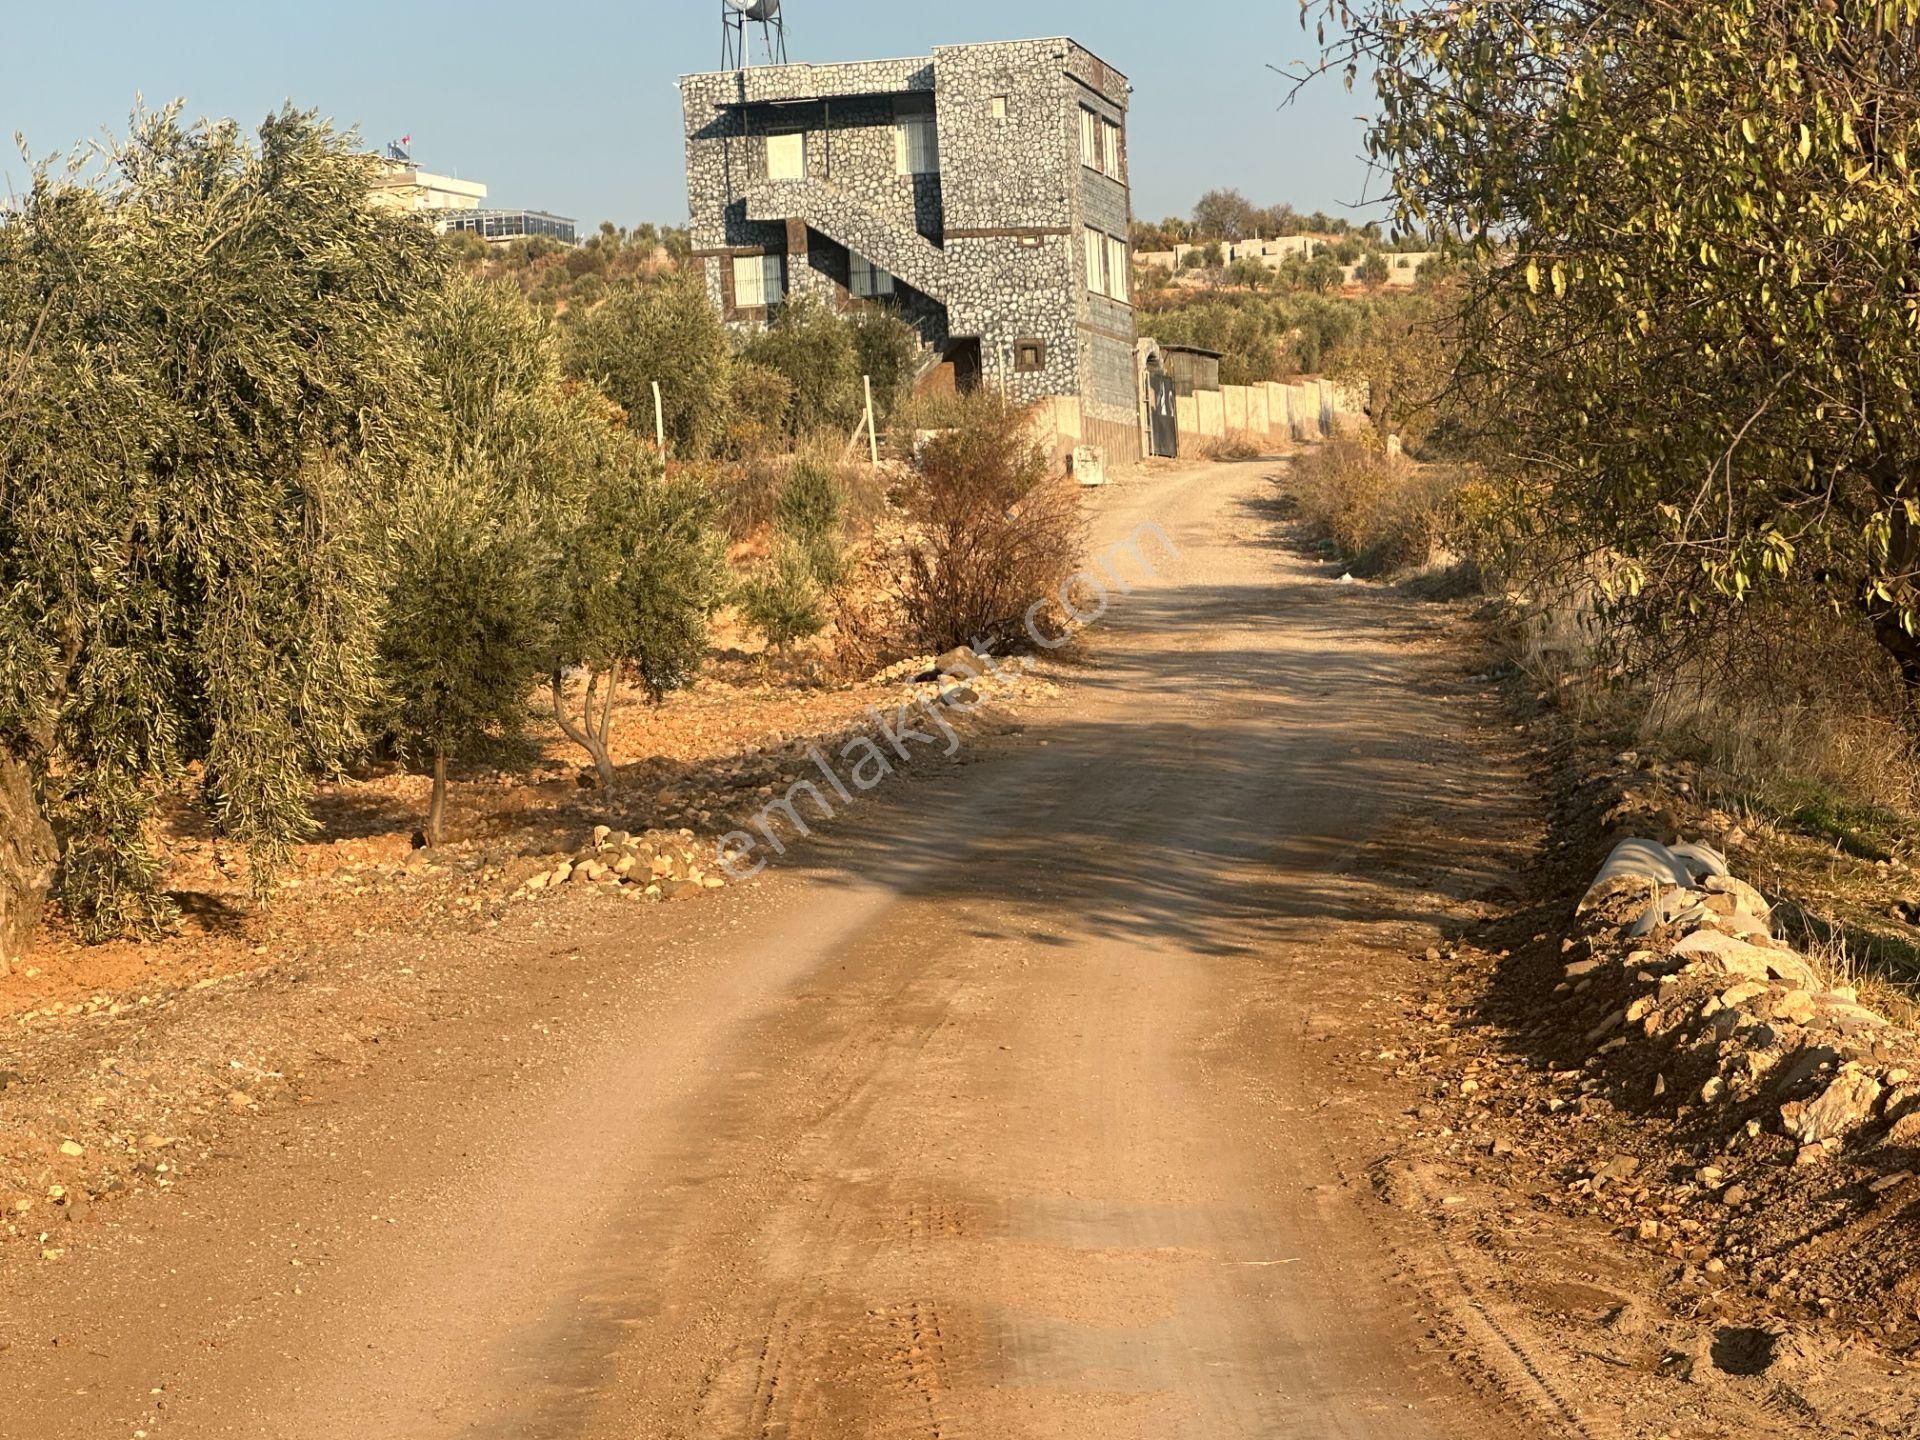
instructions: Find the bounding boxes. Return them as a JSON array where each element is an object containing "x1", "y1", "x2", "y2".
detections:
[{"x1": 3, "y1": 1, "x2": 1378, "y2": 230}]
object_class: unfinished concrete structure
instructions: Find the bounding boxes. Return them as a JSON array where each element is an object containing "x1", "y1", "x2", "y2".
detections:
[{"x1": 679, "y1": 37, "x2": 1140, "y2": 461}]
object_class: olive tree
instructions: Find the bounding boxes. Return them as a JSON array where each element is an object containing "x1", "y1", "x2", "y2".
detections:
[
  {"x1": 563, "y1": 271, "x2": 732, "y2": 457},
  {"x1": 377, "y1": 477, "x2": 547, "y2": 846},
  {"x1": 379, "y1": 277, "x2": 600, "y2": 842},
  {"x1": 0, "y1": 104, "x2": 442, "y2": 938},
  {"x1": 1308, "y1": 0, "x2": 1920, "y2": 684},
  {"x1": 547, "y1": 463, "x2": 729, "y2": 791}
]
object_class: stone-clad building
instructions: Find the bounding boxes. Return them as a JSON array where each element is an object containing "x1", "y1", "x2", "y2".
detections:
[{"x1": 679, "y1": 37, "x2": 1140, "y2": 462}]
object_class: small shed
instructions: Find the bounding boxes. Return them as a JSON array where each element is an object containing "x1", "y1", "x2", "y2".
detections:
[{"x1": 1158, "y1": 343, "x2": 1223, "y2": 397}]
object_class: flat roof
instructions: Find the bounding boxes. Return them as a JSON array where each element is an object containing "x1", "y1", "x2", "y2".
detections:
[{"x1": 680, "y1": 36, "x2": 1128, "y2": 88}]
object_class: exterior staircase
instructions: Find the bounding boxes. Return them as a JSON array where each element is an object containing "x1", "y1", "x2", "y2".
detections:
[{"x1": 744, "y1": 178, "x2": 948, "y2": 302}]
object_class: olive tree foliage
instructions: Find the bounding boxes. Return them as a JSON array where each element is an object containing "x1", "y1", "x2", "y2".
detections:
[
  {"x1": 391, "y1": 276, "x2": 731, "y2": 814},
  {"x1": 0, "y1": 105, "x2": 443, "y2": 936},
  {"x1": 378, "y1": 277, "x2": 590, "y2": 844},
  {"x1": 1305, "y1": 0, "x2": 1920, "y2": 683},
  {"x1": 739, "y1": 294, "x2": 864, "y2": 439},
  {"x1": 562, "y1": 270, "x2": 732, "y2": 457},
  {"x1": 377, "y1": 474, "x2": 547, "y2": 847},
  {"x1": 547, "y1": 464, "x2": 729, "y2": 792}
]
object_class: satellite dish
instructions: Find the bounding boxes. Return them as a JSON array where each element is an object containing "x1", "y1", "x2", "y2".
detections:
[{"x1": 725, "y1": 0, "x2": 779, "y2": 18}]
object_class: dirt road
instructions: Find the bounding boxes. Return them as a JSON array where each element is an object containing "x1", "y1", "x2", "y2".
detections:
[{"x1": 1, "y1": 459, "x2": 1547, "y2": 1438}]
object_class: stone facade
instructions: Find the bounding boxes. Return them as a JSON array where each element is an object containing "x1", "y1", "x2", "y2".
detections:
[{"x1": 679, "y1": 37, "x2": 1137, "y2": 458}]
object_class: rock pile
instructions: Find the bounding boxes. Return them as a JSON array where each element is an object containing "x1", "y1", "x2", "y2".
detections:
[
  {"x1": 516, "y1": 826, "x2": 724, "y2": 903},
  {"x1": 1572, "y1": 835, "x2": 1907, "y2": 1172}
]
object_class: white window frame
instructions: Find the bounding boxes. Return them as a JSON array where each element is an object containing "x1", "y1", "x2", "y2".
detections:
[
  {"x1": 1101, "y1": 118, "x2": 1123, "y2": 179},
  {"x1": 766, "y1": 130, "x2": 806, "y2": 181},
  {"x1": 732, "y1": 253, "x2": 784, "y2": 309},
  {"x1": 1084, "y1": 227, "x2": 1107, "y2": 297},
  {"x1": 1107, "y1": 234, "x2": 1130, "y2": 304},
  {"x1": 1079, "y1": 107, "x2": 1099, "y2": 169},
  {"x1": 850, "y1": 252, "x2": 895, "y2": 299},
  {"x1": 894, "y1": 111, "x2": 939, "y2": 176}
]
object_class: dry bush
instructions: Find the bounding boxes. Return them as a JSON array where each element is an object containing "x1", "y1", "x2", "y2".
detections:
[
  {"x1": 896, "y1": 392, "x2": 1085, "y2": 650},
  {"x1": 1639, "y1": 600, "x2": 1920, "y2": 817},
  {"x1": 706, "y1": 437, "x2": 885, "y2": 547},
  {"x1": 706, "y1": 457, "x2": 783, "y2": 542},
  {"x1": 1200, "y1": 430, "x2": 1265, "y2": 462},
  {"x1": 1295, "y1": 433, "x2": 1467, "y2": 576},
  {"x1": 1503, "y1": 577, "x2": 1920, "y2": 819},
  {"x1": 891, "y1": 387, "x2": 976, "y2": 437}
]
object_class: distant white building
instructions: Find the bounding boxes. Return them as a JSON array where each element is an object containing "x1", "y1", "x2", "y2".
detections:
[{"x1": 365, "y1": 157, "x2": 488, "y2": 215}]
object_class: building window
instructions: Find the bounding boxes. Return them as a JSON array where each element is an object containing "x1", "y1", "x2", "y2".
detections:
[
  {"x1": 1102, "y1": 118, "x2": 1123, "y2": 179},
  {"x1": 1079, "y1": 107, "x2": 1099, "y2": 169},
  {"x1": 733, "y1": 253, "x2": 783, "y2": 309},
  {"x1": 1084, "y1": 226, "x2": 1108, "y2": 296},
  {"x1": 850, "y1": 252, "x2": 894, "y2": 299},
  {"x1": 895, "y1": 111, "x2": 939, "y2": 175},
  {"x1": 1107, "y1": 234, "x2": 1130, "y2": 304},
  {"x1": 990, "y1": 95, "x2": 1008, "y2": 120},
  {"x1": 766, "y1": 130, "x2": 806, "y2": 181},
  {"x1": 1014, "y1": 338, "x2": 1047, "y2": 373}
]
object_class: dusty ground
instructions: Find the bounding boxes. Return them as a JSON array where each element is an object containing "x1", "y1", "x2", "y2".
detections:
[{"x1": 2, "y1": 456, "x2": 1901, "y2": 1438}]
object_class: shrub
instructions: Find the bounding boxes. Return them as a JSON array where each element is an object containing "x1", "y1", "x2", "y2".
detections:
[
  {"x1": 1295, "y1": 434, "x2": 1467, "y2": 576},
  {"x1": 738, "y1": 454, "x2": 852, "y2": 651},
  {"x1": 897, "y1": 393, "x2": 1085, "y2": 650},
  {"x1": 1201, "y1": 431, "x2": 1265, "y2": 462},
  {"x1": 738, "y1": 543, "x2": 831, "y2": 652},
  {"x1": 716, "y1": 360, "x2": 794, "y2": 461},
  {"x1": 849, "y1": 308, "x2": 924, "y2": 426}
]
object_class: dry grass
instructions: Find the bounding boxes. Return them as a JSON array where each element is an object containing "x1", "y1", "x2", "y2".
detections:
[
  {"x1": 1294, "y1": 433, "x2": 1469, "y2": 577},
  {"x1": 1789, "y1": 927, "x2": 1920, "y2": 1030},
  {"x1": 1198, "y1": 430, "x2": 1266, "y2": 462},
  {"x1": 1505, "y1": 580, "x2": 1920, "y2": 820},
  {"x1": 707, "y1": 436, "x2": 887, "y2": 545}
]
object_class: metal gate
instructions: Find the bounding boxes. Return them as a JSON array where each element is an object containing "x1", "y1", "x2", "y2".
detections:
[{"x1": 1147, "y1": 366, "x2": 1178, "y2": 458}]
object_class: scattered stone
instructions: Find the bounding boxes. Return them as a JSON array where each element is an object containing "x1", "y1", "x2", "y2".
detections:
[
  {"x1": 1771, "y1": 990, "x2": 1818, "y2": 1026},
  {"x1": 58, "y1": 1140, "x2": 84, "y2": 1158},
  {"x1": 1884, "y1": 1110, "x2": 1920, "y2": 1148},
  {"x1": 1781, "y1": 1066, "x2": 1883, "y2": 1147},
  {"x1": 1592, "y1": 1155, "x2": 1641, "y2": 1187}
]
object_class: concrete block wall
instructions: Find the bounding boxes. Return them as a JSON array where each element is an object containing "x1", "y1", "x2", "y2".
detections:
[
  {"x1": 1195, "y1": 390, "x2": 1225, "y2": 438},
  {"x1": 1224, "y1": 386, "x2": 1249, "y2": 434}
]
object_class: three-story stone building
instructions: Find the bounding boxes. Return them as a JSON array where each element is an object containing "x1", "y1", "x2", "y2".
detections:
[{"x1": 679, "y1": 36, "x2": 1139, "y2": 461}]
